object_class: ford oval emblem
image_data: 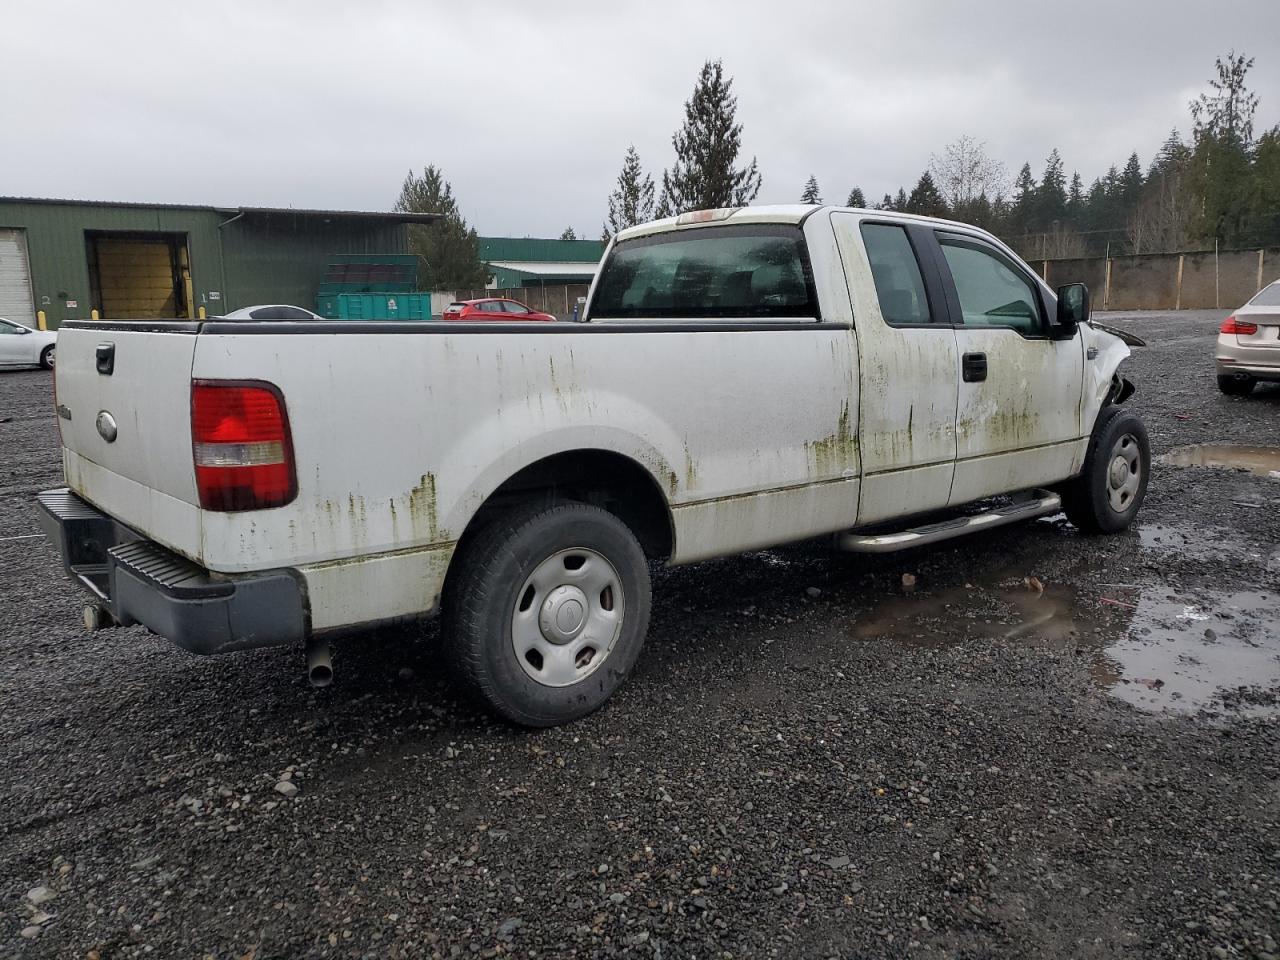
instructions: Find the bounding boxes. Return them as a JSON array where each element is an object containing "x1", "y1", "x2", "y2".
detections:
[{"x1": 95, "y1": 411, "x2": 118, "y2": 443}]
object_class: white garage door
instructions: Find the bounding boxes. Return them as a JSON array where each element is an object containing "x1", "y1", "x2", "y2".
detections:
[{"x1": 0, "y1": 229, "x2": 37, "y2": 328}]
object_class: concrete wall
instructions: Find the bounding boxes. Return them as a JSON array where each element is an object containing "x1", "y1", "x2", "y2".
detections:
[{"x1": 1041, "y1": 247, "x2": 1277, "y2": 312}]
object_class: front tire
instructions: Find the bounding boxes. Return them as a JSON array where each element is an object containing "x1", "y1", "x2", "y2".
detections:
[
  {"x1": 442, "y1": 500, "x2": 651, "y2": 727},
  {"x1": 39, "y1": 345, "x2": 55, "y2": 370},
  {"x1": 1217, "y1": 374, "x2": 1254, "y2": 396},
  {"x1": 1061, "y1": 406, "x2": 1150, "y2": 534}
]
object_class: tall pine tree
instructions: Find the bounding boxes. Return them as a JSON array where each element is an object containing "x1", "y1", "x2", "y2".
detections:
[
  {"x1": 394, "y1": 165, "x2": 487, "y2": 290},
  {"x1": 846, "y1": 187, "x2": 867, "y2": 208},
  {"x1": 905, "y1": 171, "x2": 948, "y2": 217},
  {"x1": 1010, "y1": 163, "x2": 1037, "y2": 235},
  {"x1": 1037, "y1": 149, "x2": 1068, "y2": 227},
  {"x1": 800, "y1": 175, "x2": 822, "y2": 204},
  {"x1": 657, "y1": 60, "x2": 762, "y2": 215},
  {"x1": 602, "y1": 145, "x2": 656, "y2": 241}
]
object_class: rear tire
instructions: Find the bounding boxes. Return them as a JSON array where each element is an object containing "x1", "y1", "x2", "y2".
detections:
[
  {"x1": 442, "y1": 500, "x2": 651, "y2": 727},
  {"x1": 1061, "y1": 406, "x2": 1150, "y2": 535},
  {"x1": 39, "y1": 345, "x2": 55, "y2": 370},
  {"x1": 1217, "y1": 374, "x2": 1254, "y2": 396}
]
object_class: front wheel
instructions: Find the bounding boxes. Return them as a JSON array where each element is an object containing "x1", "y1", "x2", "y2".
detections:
[
  {"x1": 442, "y1": 501, "x2": 651, "y2": 727},
  {"x1": 1060, "y1": 406, "x2": 1150, "y2": 534},
  {"x1": 40, "y1": 345, "x2": 55, "y2": 370}
]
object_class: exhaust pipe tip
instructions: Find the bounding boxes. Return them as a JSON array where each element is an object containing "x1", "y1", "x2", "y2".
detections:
[{"x1": 305, "y1": 640, "x2": 333, "y2": 688}]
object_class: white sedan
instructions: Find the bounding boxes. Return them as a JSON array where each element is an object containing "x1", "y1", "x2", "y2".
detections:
[
  {"x1": 0, "y1": 317, "x2": 57, "y2": 369},
  {"x1": 218, "y1": 304, "x2": 323, "y2": 321}
]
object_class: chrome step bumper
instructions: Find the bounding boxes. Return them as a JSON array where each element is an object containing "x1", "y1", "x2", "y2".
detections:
[{"x1": 837, "y1": 490, "x2": 1062, "y2": 553}]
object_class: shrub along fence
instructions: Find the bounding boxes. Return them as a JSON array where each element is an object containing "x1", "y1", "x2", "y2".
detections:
[{"x1": 1032, "y1": 245, "x2": 1277, "y2": 312}]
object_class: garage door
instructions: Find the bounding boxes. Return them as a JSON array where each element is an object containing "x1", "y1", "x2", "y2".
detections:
[
  {"x1": 95, "y1": 239, "x2": 179, "y2": 319},
  {"x1": 0, "y1": 229, "x2": 37, "y2": 327}
]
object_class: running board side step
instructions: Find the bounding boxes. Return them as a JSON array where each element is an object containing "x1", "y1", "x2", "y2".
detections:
[{"x1": 837, "y1": 490, "x2": 1062, "y2": 553}]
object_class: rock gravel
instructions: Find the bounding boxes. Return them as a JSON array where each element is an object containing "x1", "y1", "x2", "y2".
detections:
[{"x1": 1, "y1": 310, "x2": 1278, "y2": 958}]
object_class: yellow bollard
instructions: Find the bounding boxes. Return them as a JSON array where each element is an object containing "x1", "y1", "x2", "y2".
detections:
[
  {"x1": 198, "y1": 306, "x2": 206, "y2": 319},
  {"x1": 37, "y1": 310, "x2": 47, "y2": 331},
  {"x1": 91, "y1": 309, "x2": 100, "y2": 320}
]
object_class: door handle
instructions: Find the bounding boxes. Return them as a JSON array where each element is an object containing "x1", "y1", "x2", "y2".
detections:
[
  {"x1": 96, "y1": 342, "x2": 115, "y2": 375},
  {"x1": 962, "y1": 352, "x2": 987, "y2": 382}
]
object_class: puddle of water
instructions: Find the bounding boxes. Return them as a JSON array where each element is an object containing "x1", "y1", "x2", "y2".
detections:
[
  {"x1": 1137, "y1": 522, "x2": 1269, "y2": 566},
  {"x1": 847, "y1": 583, "x2": 1280, "y2": 718},
  {"x1": 1098, "y1": 591, "x2": 1280, "y2": 717},
  {"x1": 1161, "y1": 444, "x2": 1280, "y2": 479}
]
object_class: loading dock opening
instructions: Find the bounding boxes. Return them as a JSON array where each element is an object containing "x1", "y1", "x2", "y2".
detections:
[{"x1": 86, "y1": 231, "x2": 192, "y2": 320}]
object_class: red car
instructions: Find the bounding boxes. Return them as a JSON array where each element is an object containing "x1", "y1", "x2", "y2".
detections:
[{"x1": 442, "y1": 298, "x2": 556, "y2": 322}]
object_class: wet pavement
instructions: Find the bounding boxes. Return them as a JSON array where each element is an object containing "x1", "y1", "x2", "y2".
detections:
[
  {"x1": 1, "y1": 309, "x2": 1279, "y2": 959},
  {"x1": 1162, "y1": 442, "x2": 1280, "y2": 479}
]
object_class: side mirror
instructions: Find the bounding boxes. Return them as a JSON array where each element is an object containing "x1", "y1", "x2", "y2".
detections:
[{"x1": 1055, "y1": 282, "x2": 1090, "y2": 333}]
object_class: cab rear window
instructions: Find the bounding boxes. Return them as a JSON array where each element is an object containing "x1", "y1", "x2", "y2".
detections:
[{"x1": 591, "y1": 224, "x2": 819, "y2": 320}]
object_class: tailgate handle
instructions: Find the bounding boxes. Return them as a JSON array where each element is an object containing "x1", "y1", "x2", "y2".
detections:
[
  {"x1": 96, "y1": 342, "x2": 115, "y2": 375},
  {"x1": 962, "y1": 352, "x2": 987, "y2": 383}
]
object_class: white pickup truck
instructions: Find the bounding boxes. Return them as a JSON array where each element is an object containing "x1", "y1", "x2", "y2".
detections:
[{"x1": 39, "y1": 205, "x2": 1148, "y2": 725}]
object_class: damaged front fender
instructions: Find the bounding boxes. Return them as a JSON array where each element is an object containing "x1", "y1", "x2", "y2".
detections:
[{"x1": 1082, "y1": 323, "x2": 1132, "y2": 430}]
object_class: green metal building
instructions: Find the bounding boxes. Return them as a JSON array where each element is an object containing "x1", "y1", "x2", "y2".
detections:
[
  {"x1": 0, "y1": 197, "x2": 439, "y2": 329},
  {"x1": 479, "y1": 236, "x2": 605, "y2": 289}
]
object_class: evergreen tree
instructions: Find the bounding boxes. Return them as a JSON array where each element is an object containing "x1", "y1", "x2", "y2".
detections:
[
  {"x1": 1150, "y1": 129, "x2": 1191, "y2": 176},
  {"x1": 1188, "y1": 53, "x2": 1260, "y2": 245},
  {"x1": 1010, "y1": 162, "x2": 1037, "y2": 235},
  {"x1": 1120, "y1": 153, "x2": 1144, "y2": 205},
  {"x1": 894, "y1": 188, "x2": 908, "y2": 210},
  {"x1": 602, "y1": 145, "x2": 656, "y2": 242},
  {"x1": 1066, "y1": 172, "x2": 1085, "y2": 221},
  {"x1": 846, "y1": 186, "x2": 867, "y2": 208},
  {"x1": 394, "y1": 165, "x2": 487, "y2": 290},
  {"x1": 1037, "y1": 149, "x2": 1068, "y2": 227},
  {"x1": 800, "y1": 175, "x2": 822, "y2": 204},
  {"x1": 905, "y1": 171, "x2": 948, "y2": 217},
  {"x1": 658, "y1": 60, "x2": 762, "y2": 215},
  {"x1": 878, "y1": 193, "x2": 894, "y2": 210},
  {"x1": 1190, "y1": 51, "x2": 1259, "y2": 148},
  {"x1": 560, "y1": 227, "x2": 577, "y2": 241}
]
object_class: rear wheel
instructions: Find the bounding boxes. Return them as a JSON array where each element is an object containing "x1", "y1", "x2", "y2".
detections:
[
  {"x1": 442, "y1": 500, "x2": 651, "y2": 727},
  {"x1": 1061, "y1": 406, "x2": 1150, "y2": 534},
  {"x1": 39, "y1": 345, "x2": 54, "y2": 370},
  {"x1": 1217, "y1": 374, "x2": 1254, "y2": 396}
]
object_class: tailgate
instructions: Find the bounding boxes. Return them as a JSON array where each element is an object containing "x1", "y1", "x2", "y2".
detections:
[{"x1": 54, "y1": 323, "x2": 203, "y2": 557}]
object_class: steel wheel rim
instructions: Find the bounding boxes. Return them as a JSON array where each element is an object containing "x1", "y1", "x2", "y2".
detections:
[
  {"x1": 510, "y1": 547, "x2": 624, "y2": 687},
  {"x1": 1106, "y1": 432, "x2": 1142, "y2": 513}
]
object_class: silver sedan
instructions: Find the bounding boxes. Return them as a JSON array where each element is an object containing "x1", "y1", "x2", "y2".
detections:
[{"x1": 1216, "y1": 280, "x2": 1280, "y2": 395}]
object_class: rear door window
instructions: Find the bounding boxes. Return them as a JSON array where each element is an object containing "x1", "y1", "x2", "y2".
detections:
[
  {"x1": 502, "y1": 300, "x2": 531, "y2": 314},
  {"x1": 859, "y1": 223, "x2": 934, "y2": 325},
  {"x1": 590, "y1": 224, "x2": 819, "y2": 320}
]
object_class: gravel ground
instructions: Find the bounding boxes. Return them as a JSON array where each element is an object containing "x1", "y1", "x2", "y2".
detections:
[{"x1": 1, "y1": 310, "x2": 1278, "y2": 960}]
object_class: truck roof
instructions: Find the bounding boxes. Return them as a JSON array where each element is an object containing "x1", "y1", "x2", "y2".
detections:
[{"x1": 613, "y1": 204, "x2": 984, "y2": 244}]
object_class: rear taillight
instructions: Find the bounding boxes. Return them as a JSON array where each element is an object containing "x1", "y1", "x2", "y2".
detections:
[
  {"x1": 191, "y1": 380, "x2": 296, "y2": 511},
  {"x1": 1221, "y1": 316, "x2": 1258, "y2": 335}
]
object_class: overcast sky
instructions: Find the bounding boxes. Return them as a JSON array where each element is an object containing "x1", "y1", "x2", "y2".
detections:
[{"x1": 3, "y1": 1, "x2": 1278, "y2": 238}]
